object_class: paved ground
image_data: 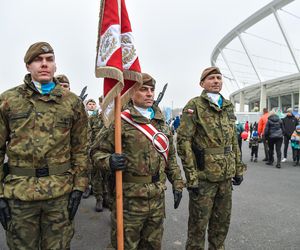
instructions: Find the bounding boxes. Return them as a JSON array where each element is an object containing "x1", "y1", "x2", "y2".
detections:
[{"x1": 1, "y1": 142, "x2": 300, "y2": 250}]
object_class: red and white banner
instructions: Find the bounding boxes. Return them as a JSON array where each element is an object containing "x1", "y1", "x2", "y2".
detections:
[
  {"x1": 121, "y1": 110, "x2": 169, "y2": 162},
  {"x1": 95, "y1": 0, "x2": 142, "y2": 126}
]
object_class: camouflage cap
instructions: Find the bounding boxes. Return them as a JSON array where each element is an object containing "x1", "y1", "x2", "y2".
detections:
[
  {"x1": 24, "y1": 42, "x2": 54, "y2": 64},
  {"x1": 55, "y1": 74, "x2": 69, "y2": 84},
  {"x1": 200, "y1": 66, "x2": 222, "y2": 82},
  {"x1": 142, "y1": 73, "x2": 156, "y2": 87},
  {"x1": 86, "y1": 98, "x2": 96, "y2": 104}
]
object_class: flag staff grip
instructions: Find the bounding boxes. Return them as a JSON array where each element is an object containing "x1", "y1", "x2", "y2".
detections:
[{"x1": 114, "y1": 94, "x2": 124, "y2": 250}]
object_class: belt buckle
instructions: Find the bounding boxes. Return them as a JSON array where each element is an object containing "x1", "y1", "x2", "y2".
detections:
[
  {"x1": 151, "y1": 173, "x2": 160, "y2": 183},
  {"x1": 36, "y1": 168, "x2": 49, "y2": 177},
  {"x1": 224, "y1": 146, "x2": 231, "y2": 154}
]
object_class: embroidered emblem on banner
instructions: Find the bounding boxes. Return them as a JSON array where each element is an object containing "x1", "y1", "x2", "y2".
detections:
[{"x1": 121, "y1": 109, "x2": 169, "y2": 162}]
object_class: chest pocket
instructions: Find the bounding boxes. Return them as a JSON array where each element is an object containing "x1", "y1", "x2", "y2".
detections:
[
  {"x1": 8, "y1": 111, "x2": 31, "y2": 130},
  {"x1": 55, "y1": 116, "x2": 73, "y2": 128}
]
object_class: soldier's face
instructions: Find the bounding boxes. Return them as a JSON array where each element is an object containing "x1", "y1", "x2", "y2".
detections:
[
  {"x1": 132, "y1": 85, "x2": 155, "y2": 108},
  {"x1": 60, "y1": 82, "x2": 70, "y2": 90},
  {"x1": 26, "y1": 53, "x2": 56, "y2": 83},
  {"x1": 86, "y1": 102, "x2": 96, "y2": 111},
  {"x1": 200, "y1": 74, "x2": 223, "y2": 93}
]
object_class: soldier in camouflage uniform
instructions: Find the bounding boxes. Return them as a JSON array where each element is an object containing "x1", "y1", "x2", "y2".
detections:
[
  {"x1": 0, "y1": 42, "x2": 88, "y2": 250},
  {"x1": 91, "y1": 73, "x2": 184, "y2": 250},
  {"x1": 83, "y1": 99, "x2": 98, "y2": 199},
  {"x1": 177, "y1": 67, "x2": 245, "y2": 250},
  {"x1": 88, "y1": 97, "x2": 110, "y2": 212},
  {"x1": 56, "y1": 74, "x2": 71, "y2": 91}
]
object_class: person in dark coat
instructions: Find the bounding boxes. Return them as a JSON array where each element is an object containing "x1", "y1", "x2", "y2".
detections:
[
  {"x1": 281, "y1": 108, "x2": 298, "y2": 162},
  {"x1": 264, "y1": 111, "x2": 284, "y2": 168}
]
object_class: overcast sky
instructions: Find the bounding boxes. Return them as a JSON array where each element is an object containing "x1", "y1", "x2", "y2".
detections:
[{"x1": 0, "y1": 0, "x2": 291, "y2": 109}]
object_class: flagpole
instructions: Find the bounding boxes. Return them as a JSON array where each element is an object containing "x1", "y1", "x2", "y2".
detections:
[{"x1": 114, "y1": 93, "x2": 124, "y2": 250}]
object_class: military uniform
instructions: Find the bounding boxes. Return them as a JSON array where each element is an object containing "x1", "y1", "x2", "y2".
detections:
[
  {"x1": 0, "y1": 74, "x2": 88, "y2": 249},
  {"x1": 177, "y1": 90, "x2": 245, "y2": 250},
  {"x1": 91, "y1": 101, "x2": 184, "y2": 250},
  {"x1": 88, "y1": 112, "x2": 110, "y2": 208}
]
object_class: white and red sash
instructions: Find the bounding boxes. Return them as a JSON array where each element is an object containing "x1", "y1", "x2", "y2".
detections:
[{"x1": 121, "y1": 109, "x2": 169, "y2": 162}]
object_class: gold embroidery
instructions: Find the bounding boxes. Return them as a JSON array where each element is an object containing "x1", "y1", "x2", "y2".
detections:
[{"x1": 99, "y1": 29, "x2": 118, "y2": 62}]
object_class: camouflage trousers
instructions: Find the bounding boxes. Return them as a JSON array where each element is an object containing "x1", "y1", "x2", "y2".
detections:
[
  {"x1": 186, "y1": 179, "x2": 232, "y2": 250},
  {"x1": 111, "y1": 193, "x2": 165, "y2": 250},
  {"x1": 6, "y1": 194, "x2": 74, "y2": 250},
  {"x1": 91, "y1": 163, "x2": 103, "y2": 200}
]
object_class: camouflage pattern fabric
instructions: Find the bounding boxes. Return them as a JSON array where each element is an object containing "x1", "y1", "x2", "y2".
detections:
[
  {"x1": 6, "y1": 194, "x2": 74, "y2": 250},
  {"x1": 177, "y1": 90, "x2": 245, "y2": 250},
  {"x1": 177, "y1": 90, "x2": 245, "y2": 188},
  {"x1": 186, "y1": 179, "x2": 231, "y2": 250},
  {"x1": 0, "y1": 73, "x2": 89, "y2": 200},
  {"x1": 110, "y1": 194, "x2": 165, "y2": 249},
  {"x1": 88, "y1": 113, "x2": 108, "y2": 201},
  {"x1": 91, "y1": 101, "x2": 184, "y2": 249}
]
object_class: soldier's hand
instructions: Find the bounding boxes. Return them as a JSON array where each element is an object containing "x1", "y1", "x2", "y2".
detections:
[
  {"x1": 0, "y1": 198, "x2": 11, "y2": 230},
  {"x1": 67, "y1": 190, "x2": 83, "y2": 221},
  {"x1": 232, "y1": 175, "x2": 243, "y2": 186},
  {"x1": 187, "y1": 187, "x2": 199, "y2": 196},
  {"x1": 173, "y1": 190, "x2": 182, "y2": 209},
  {"x1": 109, "y1": 153, "x2": 126, "y2": 171}
]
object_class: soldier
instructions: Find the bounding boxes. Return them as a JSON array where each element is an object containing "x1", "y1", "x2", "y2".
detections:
[
  {"x1": 177, "y1": 66, "x2": 245, "y2": 250},
  {"x1": 56, "y1": 74, "x2": 71, "y2": 90},
  {"x1": 83, "y1": 98, "x2": 98, "y2": 199},
  {"x1": 0, "y1": 42, "x2": 88, "y2": 249},
  {"x1": 88, "y1": 96, "x2": 109, "y2": 212},
  {"x1": 91, "y1": 73, "x2": 184, "y2": 249}
]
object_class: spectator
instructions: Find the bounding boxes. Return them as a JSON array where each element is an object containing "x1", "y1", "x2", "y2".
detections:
[
  {"x1": 249, "y1": 130, "x2": 259, "y2": 162},
  {"x1": 258, "y1": 108, "x2": 269, "y2": 161},
  {"x1": 173, "y1": 115, "x2": 181, "y2": 132},
  {"x1": 291, "y1": 125, "x2": 300, "y2": 166},
  {"x1": 264, "y1": 111, "x2": 284, "y2": 168},
  {"x1": 281, "y1": 108, "x2": 298, "y2": 162}
]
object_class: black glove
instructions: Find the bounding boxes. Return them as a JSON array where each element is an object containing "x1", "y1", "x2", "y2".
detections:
[
  {"x1": 173, "y1": 190, "x2": 182, "y2": 209},
  {"x1": 67, "y1": 190, "x2": 83, "y2": 221},
  {"x1": 232, "y1": 175, "x2": 243, "y2": 186},
  {"x1": 0, "y1": 198, "x2": 11, "y2": 230},
  {"x1": 187, "y1": 187, "x2": 199, "y2": 196},
  {"x1": 109, "y1": 153, "x2": 126, "y2": 171}
]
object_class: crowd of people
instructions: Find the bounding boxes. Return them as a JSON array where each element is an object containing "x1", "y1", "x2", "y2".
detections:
[
  {"x1": 0, "y1": 42, "x2": 246, "y2": 250},
  {"x1": 237, "y1": 107, "x2": 300, "y2": 168}
]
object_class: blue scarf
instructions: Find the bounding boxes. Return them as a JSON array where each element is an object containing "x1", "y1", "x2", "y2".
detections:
[{"x1": 33, "y1": 81, "x2": 55, "y2": 95}]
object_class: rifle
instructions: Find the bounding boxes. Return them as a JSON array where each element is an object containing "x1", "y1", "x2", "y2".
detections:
[{"x1": 154, "y1": 83, "x2": 168, "y2": 106}]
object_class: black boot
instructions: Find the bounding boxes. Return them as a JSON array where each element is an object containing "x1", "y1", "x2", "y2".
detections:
[
  {"x1": 266, "y1": 161, "x2": 273, "y2": 165},
  {"x1": 82, "y1": 186, "x2": 91, "y2": 199},
  {"x1": 103, "y1": 193, "x2": 110, "y2": 208},
  {"x1": 254, "y1": 158, "x2": 257, "y2": 162},
  {"x1": 95, "y1": 199, "x2": 103, "y2": 212},
  {"x1": 250, "y1": 157, "x2": 253, "y2": 162},
  {"x1": 276, "y1": 163, "x2": 281, "y2": 168}
]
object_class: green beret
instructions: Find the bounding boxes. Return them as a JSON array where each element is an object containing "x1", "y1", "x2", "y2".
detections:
[
  {"x1": 55, "y1": 74, "x2": 70, "y2": 84},
  {"x1": 142, "y1": 73, "x2": 156, "y2": 87},
  {"x1": 24, "y1": 42, "x2": 54, "y2": 64},
  {"x1": 200, "y1": 66, "x2": 222, "y2": 82}
]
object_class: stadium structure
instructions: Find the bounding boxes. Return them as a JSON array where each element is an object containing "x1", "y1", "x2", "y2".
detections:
[{"x1": 211, "y1": 0, "x2": 300, "y2": 114}]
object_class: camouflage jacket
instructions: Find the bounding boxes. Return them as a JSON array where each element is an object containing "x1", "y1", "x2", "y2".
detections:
[
  {"x1": 0, "y1": 74, "x2": 88, "y2": 200},
  {"x1": 177, "y1": 90, "x2": 245, "y2": 188},
  {"x1": 88, "y1": 112, "x2": 104, "y2": 146},
  {"x1": 91, "y1": 102, "x2": 184, "y2": 198}
]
